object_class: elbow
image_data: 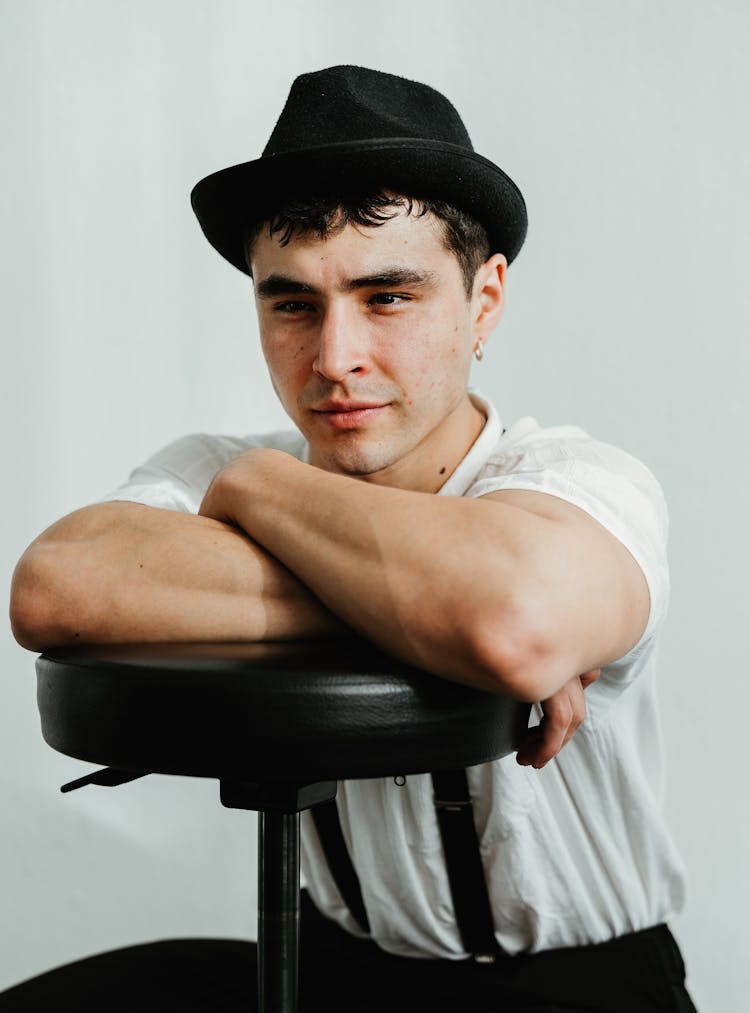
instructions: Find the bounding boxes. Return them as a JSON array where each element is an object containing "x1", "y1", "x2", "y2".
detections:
[
  {"x1": 10, "y1": 564, "x2": 49, "y2": 651},
  {"x1": 467, "y1": 600, "x2": 557, "y2": 703},
  {"x1": 9, "y1": 551, "x2": 78, "y2": 652}
]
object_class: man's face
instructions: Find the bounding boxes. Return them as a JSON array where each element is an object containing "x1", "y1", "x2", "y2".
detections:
[{"x1": 251, "y1": 208, "x2": 498, "y2": 491}]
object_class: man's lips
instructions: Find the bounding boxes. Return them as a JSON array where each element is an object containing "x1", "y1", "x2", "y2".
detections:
[
  {"x1": 311, "y1": 401, "x2": 391, "y2": 429},
  {"x1": 314, "y1": 400, "x2": 388, "y2": 412}
]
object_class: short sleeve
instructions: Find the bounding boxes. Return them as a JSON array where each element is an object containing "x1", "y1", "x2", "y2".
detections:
[{"x1": 466, "y1": 423, "x2": 670, "y2": 666}]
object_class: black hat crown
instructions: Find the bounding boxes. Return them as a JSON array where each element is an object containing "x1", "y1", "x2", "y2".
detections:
[{"x1": 263, "y1": 65, "x2": 473, "y2": 156}]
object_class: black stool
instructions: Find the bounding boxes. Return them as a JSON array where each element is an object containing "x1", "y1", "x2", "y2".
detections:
[{"x1": 36, "y1": 639, "x2": 529, "y2": 1012}]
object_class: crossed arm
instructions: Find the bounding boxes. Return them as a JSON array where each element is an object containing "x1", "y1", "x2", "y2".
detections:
[{"x1": 10, "y1": 448, "x2": 649, "y2": 766}]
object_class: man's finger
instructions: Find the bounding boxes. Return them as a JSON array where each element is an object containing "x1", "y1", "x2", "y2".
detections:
[
  {"x1": 559, "y1": 678, "x2": 586, "y2": 749},
  {"x1": 534, "y1": 691, "x2": 574, "y2": 766},
  {"x1": 579, "y1": 668, "x2": 601, "y2": 690},
  {"x1": 516, "y1": 675, "x2": 590, "y2": 768},
  {"x1": 516, "y1": 691, "x2": 570, "y2": 768}
]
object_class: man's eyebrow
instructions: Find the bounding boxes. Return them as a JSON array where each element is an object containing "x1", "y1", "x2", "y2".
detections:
[
  {"x1": 255, "y1": 268, "x2": 437, "y2": 299},
  {"x1": 343, "y1": 268, "x2": 437, "y2": 291},
  {"x1": 255, "y1": 275, "x2": 319, "y2": 299}
]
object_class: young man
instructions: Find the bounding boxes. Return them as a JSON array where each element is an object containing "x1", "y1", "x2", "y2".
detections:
[{"x1": 7, "y1": 67, "x2": 696, "y2": 1011}]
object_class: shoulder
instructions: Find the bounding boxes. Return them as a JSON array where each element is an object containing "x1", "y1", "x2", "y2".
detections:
[
  {"x1": 137, "y1": 429, "x2": 307, "y2": 482},
  {"x1": 99, "y1": 428, "x2": 307, "y2": 512},
  {"x1": 471, "y1": 416, "x2": 668, "y2": 538}
]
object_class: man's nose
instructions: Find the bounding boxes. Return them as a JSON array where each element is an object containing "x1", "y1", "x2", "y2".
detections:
[{"x1": 312, "y1": 303, "x2": 367, "y2": 381}]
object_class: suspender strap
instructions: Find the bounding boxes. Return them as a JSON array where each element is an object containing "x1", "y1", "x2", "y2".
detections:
[
  {"x1": 312, "y1": 772, "x2": 502, "y2": 960},
  {"x1": 311, "y1": 798, "x2": 371, "y2": 934},
  {"x1": 431, "y1": 768, "x2": 502, "y2": 962}
]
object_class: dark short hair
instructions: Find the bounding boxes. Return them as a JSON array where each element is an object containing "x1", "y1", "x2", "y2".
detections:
[{"x1": 243, "y1": 192, "x2": 491, "y2": 297}]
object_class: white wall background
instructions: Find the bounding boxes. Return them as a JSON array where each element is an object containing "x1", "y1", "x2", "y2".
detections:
[{"x1": 1, "y1": 1, "x2": 747, "y2": 1008}]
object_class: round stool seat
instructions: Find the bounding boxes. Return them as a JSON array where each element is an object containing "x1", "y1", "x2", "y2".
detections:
[{"x1": 37, "y1": 639, "x2": 530, "y2": 782}]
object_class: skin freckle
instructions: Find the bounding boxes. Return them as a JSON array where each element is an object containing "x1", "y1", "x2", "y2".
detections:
[{"x1": 439, "y1": 467, "x2": 446, "y2": 475}]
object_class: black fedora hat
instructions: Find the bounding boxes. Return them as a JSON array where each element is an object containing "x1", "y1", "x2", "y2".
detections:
[{"x1": 190, "y1": 65, "x2": 527, "y2": 275}]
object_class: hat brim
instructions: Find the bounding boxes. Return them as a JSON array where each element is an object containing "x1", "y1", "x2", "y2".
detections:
[{"x1": 190, "y1": 138, "x2": 528, "y2": 274}]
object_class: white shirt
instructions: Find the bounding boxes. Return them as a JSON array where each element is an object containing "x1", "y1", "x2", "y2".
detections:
[{"x1": 100, "y1": 392, "x2": 687, "y2": 957}]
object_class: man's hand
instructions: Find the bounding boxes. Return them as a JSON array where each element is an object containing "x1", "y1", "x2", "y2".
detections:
[
  {"x1": 515, "y1": 668, "x2": 601, "y2": 768},
  {"x1": 198, "y1": 449, "x2": 271, "y2": 527}
]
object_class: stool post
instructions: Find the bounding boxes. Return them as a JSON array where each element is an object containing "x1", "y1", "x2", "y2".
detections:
[{"x1": 258, "y1": 810, "x2": 300, "y2": 1013}]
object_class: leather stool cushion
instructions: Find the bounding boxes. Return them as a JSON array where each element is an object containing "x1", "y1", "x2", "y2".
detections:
[{"x1": 36, "y1": 639, "x2": 530, "y2": 782}]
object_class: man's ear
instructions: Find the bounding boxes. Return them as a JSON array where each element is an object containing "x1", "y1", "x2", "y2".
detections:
[{"x1": 472, "y1": 253, "x2": 507, "y2": 342}]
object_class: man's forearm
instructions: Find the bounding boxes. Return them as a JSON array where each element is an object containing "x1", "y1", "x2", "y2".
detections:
[
  {"x1": 199, "y1": 450, "x2": 548, "y2": 697},
  {"x1": 10, "y1": 501, "x2": 340, "y2": 651},
  {"x1": 199, "y1": 449, "x2": 645, "y2": 702}
]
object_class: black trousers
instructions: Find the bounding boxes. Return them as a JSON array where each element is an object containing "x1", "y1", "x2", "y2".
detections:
[{"x1": 0, "y1": 893, "x2": 698, "y2": 1013}]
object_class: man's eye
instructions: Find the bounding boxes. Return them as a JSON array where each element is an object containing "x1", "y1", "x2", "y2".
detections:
[
  {"x1": 368, "y1": 293, "x2": 407, "y2": 306},
  {"x1": 274, "y1": 301, "x2": 313, "y2": 314}
]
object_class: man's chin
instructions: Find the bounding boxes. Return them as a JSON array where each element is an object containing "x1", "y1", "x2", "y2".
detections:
[{"x1": 309, "y1": 440, "x2": 401, "y2": 480}]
